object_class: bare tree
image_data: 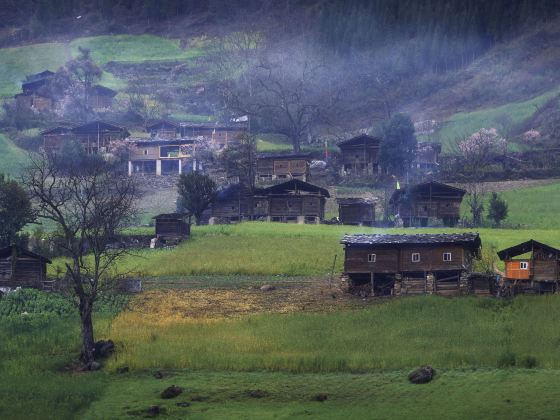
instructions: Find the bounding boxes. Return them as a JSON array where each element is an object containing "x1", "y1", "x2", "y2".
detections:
[
  {"x1": 223, "y1": 46, "x2": 344, "y2": 152},
  {"x1": 457, "y1": 128, "x2": 506, "y2": 226},
  {"x1": 23, "y1": 151, "x2": 137, "y2": 368}
]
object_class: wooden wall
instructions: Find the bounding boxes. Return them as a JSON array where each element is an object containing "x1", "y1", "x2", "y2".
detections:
[{"x1": 344, "y1": 244, "x2": 469, "y2": 274}]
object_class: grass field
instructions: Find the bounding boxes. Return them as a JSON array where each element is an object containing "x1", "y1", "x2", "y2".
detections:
[
  {"x1": 459, "y1": 181, "x2": 560, "y2": 229},
  {"x1": 0, "y1": 34, "x2": 210, "y2": 98},
  {"x1": 82, "y1": 369, "x2": 560, "y2": 419},
  {"x1": 57, "y1": 223, "x2": 560, "y2": 278},
  {"x1": 0, "y1": 133, "x2": 28, "y2": 176}
]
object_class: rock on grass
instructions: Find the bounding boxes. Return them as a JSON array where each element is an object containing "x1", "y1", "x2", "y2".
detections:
[
  {"x1": 408, "y1": 366, "x2": 435, "y2": 384},
  {"x1": 161, "y1": 385, "x2": 183, "y2": 399}
]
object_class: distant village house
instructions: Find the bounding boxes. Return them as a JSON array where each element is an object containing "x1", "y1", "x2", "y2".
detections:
[
  {"x1": 42, "y1": 120, "x2": 130, "y2": 154},
  {"x1": 390, "y1": 181, "x2": 466, "y2": 227},
  {"x1": 256, "y1": 152, "x2": 312, "y2": 182},
  {"x1": 338, "y1": 134, "x2": 381, "y2": 176}
]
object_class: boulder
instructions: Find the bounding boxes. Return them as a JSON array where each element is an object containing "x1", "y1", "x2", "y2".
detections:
[
  {"x1": 260, "y1": 284, "x2": 276, "y2": 292},
  {"x1": 94, "y1": 340, "x2": 115, "y2": 358},
  {"x1": 161, "y1": 385, "x2": 183, "y2": 399},
  {"x1": 153, "y1": 371, "x2": 164, "y2": 379},
  {"x1": 146, "y1": 406, "x2": 164, "y2": 416},
  {"x1": 408, "y1": 366, "x2": 435, "y2": 384},
  {"x1": 117, "y1": 366, "x2": 129, "y2": 374},
  {"x1": 88, "y1": 361, "x2": 102, "y2": 371},
  {"x1": 247, "y1": 389, "x2": 269, "y2": 398},
  {"x1": 312, "y1": 394, "x2": 328, "y2": 402}
]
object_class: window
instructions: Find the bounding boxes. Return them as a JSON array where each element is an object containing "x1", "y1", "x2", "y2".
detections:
[
  {"x1": 368, "y1": 254, "x2": 376, "y2": 263},
  {"x1": 520, "y1": 262, "x2": 529, "y2": 270},
  {"x1": 443, "y1": 252, "x2": 452, "y2": 262},
  {"x1": 144, "y1": 149, "x2": 148, "y2": 155},
  {"x1": 412, "y1": 253, "x2": 420, "y2": 262}
]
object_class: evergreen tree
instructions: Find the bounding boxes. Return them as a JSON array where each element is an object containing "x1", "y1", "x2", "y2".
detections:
[
  {"x1": 177, "y1": 172, "x2": 218, "y2": 225},
  {"x1": 378, "y1": 113, "x2": 417, "y2": 177},
  {"x1": 487, "y1": 192, "x2": 508, "y2": 227}
]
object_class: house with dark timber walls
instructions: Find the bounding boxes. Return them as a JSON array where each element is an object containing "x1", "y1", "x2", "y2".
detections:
[
  {"x1": 341, "y1": 233, "x2": 481, "y2": 296},
  {"x1": 390, "y1": 181, "x2": 466, "y2": 227},
  {"x1": 497, "y1": 240, "x2": 560, "y2": 294}
]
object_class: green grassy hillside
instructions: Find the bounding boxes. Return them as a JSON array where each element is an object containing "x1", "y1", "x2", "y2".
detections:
[
  {"x1": 460, "y1": 181, "x2": 560, "y2": 229},
  {"x1": 0, "y1": 133, "x2": 28, "y2": 176},
  {"x1": 433, "y1": 89, "x2": 560, "y2": 152},
  {"x1": 0, "y1": 34, "x2": 210, "y2": 98},
  {"x1": 55, "y1": 224, "x2": 560, "y2": 278}
]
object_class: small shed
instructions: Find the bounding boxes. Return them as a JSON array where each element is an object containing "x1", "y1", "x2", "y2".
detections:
[
  {"x1": 0, "y1": 245, "x2": 51, "y2": 290},
  {"x1": 497, "y1": 240, "x2": 560, "y2": 294},
  {"x1": 87, "y1": 85, "x2": 117, "y2": 110},
  {"x1": 337, "y1": 198, "x2": 375, "y2": 226},
  {"x1": 152, "y1": 213, "x2": 191, "y2": 242}
]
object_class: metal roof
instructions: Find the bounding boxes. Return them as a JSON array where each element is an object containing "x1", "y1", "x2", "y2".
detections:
[{"x1": 497, "y1": 240, "x2": 560, "y2": 260}]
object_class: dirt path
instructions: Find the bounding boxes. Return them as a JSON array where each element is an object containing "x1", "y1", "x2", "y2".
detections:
[{"x1": 126, "y1": 278, "x2": 368, "y2": 319}]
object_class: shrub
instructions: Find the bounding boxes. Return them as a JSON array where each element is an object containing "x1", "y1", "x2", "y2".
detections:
[
  {"x1": 519, "y1": 356, "x2": 538, "y2": 369},
  {"x1": 497, "y1": 351, "x2": 517, "y2": 368}
]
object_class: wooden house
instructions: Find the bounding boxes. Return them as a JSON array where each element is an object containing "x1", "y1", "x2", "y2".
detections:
[
  {"x1": 497, "y1": 240, "x2": 560, "y2": 294},
  {"x1": 341, "y1": 233, "x2": 481, "y2": 296},
  {"x1": 179, "y1": 122, "x2": 248, "y2": 149},
  {"x1": 87, "y1": 85, "x2": 117, "y2": 110},
  {"x1": 338, "y1": 134, "x2": 382, "y2": 176},
  {"x1": 337, "y1": 198, "x2": 375, "y2": 226},
  {"x1": 128, "y1": 138, "x2": 195, "y2": 176},
  {"x1": 16, "y1": 70, "x2": 56, "y2": 112},
  {"x1": 210, "y1": 180, "x2": 329, "y2": 224},
  {"x1": 146, "y1": 120, "x2": 180, "y2": 139},
  {"x1": 210, "y1": 184, "x2": 267, "y2": 223},
  {"x1": 260, "y1": 179, "x2": 329, "y2": 224},
  {"x1": 0, "y1": 245, "x2": 51, "y2": 291},
  {"x1": 42, "y1": 120, "x2": 130, "y2": 154},
  {"x1": 390, "y1": 181, "x2": 466, "y2": 227},
  {"x1": 256, "y1": 152, "x2": 311, "y2": 182},
  {"x1": 152, "y1": 213, "x2": 191, "y2": 243}
]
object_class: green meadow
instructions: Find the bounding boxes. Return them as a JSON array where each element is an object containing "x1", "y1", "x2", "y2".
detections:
[
  {"x1": 0, "y1": 133, "x2": 28, "y2": 176},
  {"x1": 56, "y1": 223, "x2": 559, "y2": 278},
  {"x1": 434, "y1": 88, "x2": 560, "y2": 152},
  {"x1": 0, "y1": 34, "x2": 210, "y2": 98}
]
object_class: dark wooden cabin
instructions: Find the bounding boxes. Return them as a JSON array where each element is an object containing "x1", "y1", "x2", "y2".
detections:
[
  {"x1": 146, "y1": 120, "x2": 180, "y2": 139},
  {"x1": 209, "y1": 180, "x2": 329, "y2": 224},
  {"x1": 261, "y1": 179, "x2": 330, "y2": 224},
  {"x1": 337, "y1": 198, "x2": 375, "y2": 226},
  {"x1": 210, "y1": 184, "x2": 267, "y2": 223},
  {"x1": 256, "y1": 152, "x2": 311, "y2": 182},
  {"x1": 390, "y1": 181, "x2": 466, "y2": 227},
  {"x1": 338, "y1": 134, "x2": 382, "y2": 176},
  {"x1": 497, "y1": 240, "x2": 560, "y2": 294},
  {"x1": 152, "y1": 213, "x2": 191, "y2": 243},
  {"x1": 87, "y1": 85, "x2": 117, "y2": 110},
  {"x1": 42, "y1": 120, "x2": 130, "y2": 154},
  {"x1": 0, "y1": 245, "x2": 51, "y2": 291},
  {"x1": 16, "y1": 70, "x2": 56, "y2": 112},
  {"x1": 341, "y1": 233, "x2": 481, "y2": 296}
]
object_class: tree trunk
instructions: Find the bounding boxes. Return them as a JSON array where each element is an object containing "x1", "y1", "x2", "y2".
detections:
[
  {"x1": 79, "y1": 299, "x2": 96, "y2": 366},
  {"x1": 292, "y1": 136, "x2": 301, "y2": 152}
]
